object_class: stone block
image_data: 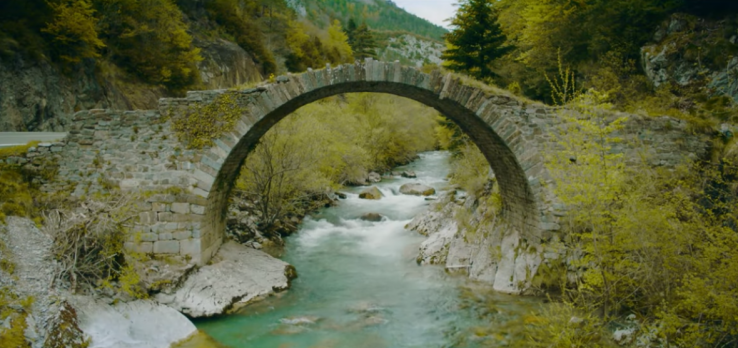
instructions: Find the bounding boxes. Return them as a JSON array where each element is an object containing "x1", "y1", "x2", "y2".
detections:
[
  {"x1": 159, "y1": 232, "x2": 173, "y2": 241},
  {"x1": 152, "y1": 202, "x2": 169, "y2": 212},
  {"x1": 171, "y1": 202, "x2": 190, "y2": 214},
  {"x1": 139, "y1": 212, "x2": 155, "y2": 224},
  {"x1": 124, "y1": 242, "x2": 153, "y2": 254},
  {"x1": 154, "y1": 240, "x2": 180, "y2": 254},
  {"x1": 140, "y1": 233, "x2": 158, "y2": 242},
  {"x1": 190, "y1": 204, "x2": 205, "y2": 215},
  {"x1": 180, "y1": 239, "x2": 201, "y2": 258},
  {"x1": 174, "y1": 231, "x2": 192, "y2": 240}
]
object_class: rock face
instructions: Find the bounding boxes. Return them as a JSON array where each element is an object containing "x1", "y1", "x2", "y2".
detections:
[
  {"x1": 399, "y1": 183, "x2": 435, "y2": 196},
  {"x1": 641, "y1": 13, "x2": 738, "y2": 101},
  {"x1": 0, "y1": 217, "x2": 68, "y2": 348},
  {"x1": 196, "y1": 37, "x2": 262, "y2": 89},
  {"x1": 157, "y1": 241, "x2": 296, "y2": 318},
  {"x1": 359, "y1": 186, "x2": 383, "y2": 200},
  {"x1": 407, "y1": 194, "x2": 546, "y2": 294},
  {"x1": 72, "y1": 298, "x2": 196, "y2": 348}
]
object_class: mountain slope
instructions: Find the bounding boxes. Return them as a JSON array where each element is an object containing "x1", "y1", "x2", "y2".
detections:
[{"x1": 289, "y1": 0, "x2": 448, "y2": 40}]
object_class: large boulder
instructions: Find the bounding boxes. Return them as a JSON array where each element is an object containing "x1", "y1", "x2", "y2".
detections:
[
  {"x1": 358, "y1": 186, "x2": 383, "y2": 200},
  {"x1": 399, "y1": 183, "x2": 435, "y2": 196},
  {"x1": 156, "y1": 241, "x2": 296, "y2": 318},
  {"x1": 72, "y1": 298, "x2": 196, "y2": 348}
]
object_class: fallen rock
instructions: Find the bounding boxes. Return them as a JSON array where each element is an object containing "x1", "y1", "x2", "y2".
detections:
[
  {"x1": 399, "y1": 183, "x2": 435, "y2": 196},
  {"x1": 401, "y1": 171, "x2": 417, "y2": 178},
  {"x1": 360, "y1": 213, "x2": 383, "y2": 222},
  {"x1": 72, "y1": 297, "x2": 196, "y2": 348},
  {"x1": 157, "y1": 241, "x2": 296, "y2": 318},
  {"x1": 358, "y1": 186, "x2": 383, "y2": 200},
  {"x1": 367, "y1": 172, "x2": 381, "y2": 183}
]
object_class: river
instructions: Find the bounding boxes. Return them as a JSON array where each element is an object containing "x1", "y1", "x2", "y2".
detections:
[{"x1": 177, "y1": 151, "x2": 542, "y2": 348}]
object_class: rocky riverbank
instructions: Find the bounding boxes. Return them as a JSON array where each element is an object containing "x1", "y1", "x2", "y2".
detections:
[{"x1": 0, "y1": 216, "x2": 296, "y2": 347}]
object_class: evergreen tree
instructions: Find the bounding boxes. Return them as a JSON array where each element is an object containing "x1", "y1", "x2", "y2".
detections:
[
  {"x1": 441, "y1": 0, "x2": 512, "y2": 80},
  {"x1": 351, "y1": 23, "x2": 377, "y2": 60},
  {"x1": 346, "y1": 17, "x2": 357, "y2": 47}
]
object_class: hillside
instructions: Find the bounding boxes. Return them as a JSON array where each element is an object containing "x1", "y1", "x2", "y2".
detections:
[
  {"x1": 288, "y1": 0, "x2": 447, "y2": 40},
  {"x1": 0, "y1": 0, "x2": 445, "y2": 132}
]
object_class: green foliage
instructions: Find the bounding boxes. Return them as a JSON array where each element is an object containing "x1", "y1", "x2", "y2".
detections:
[
  {"x1": 94, "y1": 0, "x2": 202, "y2": 91},
  {"x1": 172, "y1": 92, "x2": 245, "y2": 149},
  {"x1": 42, "y1": 0, "x2": 105, "y2": 64},
  {"x1": 285, "y1": 19, "x2": 354, "y2": 72},
  {"x1": 441, "y1": 0, "x2": 513, "y2": 80},
  {"x1": 348, "y1": 22, "x2": 377, "y2": 60},
  {"x1": 540, "y1": 89, "x2": 738, "y2": 345}
]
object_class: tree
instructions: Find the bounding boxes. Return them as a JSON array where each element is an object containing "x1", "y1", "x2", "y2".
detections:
[
  {"x1": 441, "y1": 0, "x2": 512, "y2": 80},
  {"x1": 346, "y1": 17, "x2": 358, "y2": 47},
  {"x1": 42, "y1": 0, "x2": 105, "y2": 64},
  {"x1": 351, "y1": 23, "x2": 377, "y2": 60}
]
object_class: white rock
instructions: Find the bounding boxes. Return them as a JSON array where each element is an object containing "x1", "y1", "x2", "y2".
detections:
[
  {"x1": 73, "y1": 298, "x2": 196, "y2": 348},
  {"x1": 158, "y1": 241, "x2": 294, "y2": 317}
]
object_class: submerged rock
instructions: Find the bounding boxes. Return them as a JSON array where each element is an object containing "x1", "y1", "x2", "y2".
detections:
[
  {"x1": 280, "y1": 316, "x2": 321, "y2": 325},
  {"x1": 358, "y1": 186, "x2": 383, "y2": 200},
  {"x1": 72, "y1": 297, "x2": 196, "y2": 348},
  {"x1": 399, "y1": 183, "x2": 435, "y2": 196},
  {"x1": 157, "y1": 241, "x2": 296, "y2": 318},
  {"x1": 360, "y1": 213, "x2": 383, "y2": 222}
]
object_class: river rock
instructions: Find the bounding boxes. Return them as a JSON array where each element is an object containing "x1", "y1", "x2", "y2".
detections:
[
  {"x1": 367, "y1": 172, "x2": 381, "y2": 183},
  {"x1": 157, "y1": 241, "x2": 296, "y2": 318},
  {"x1": 360, "y1": 213, "x2": 383, "y2": 222},
  {"x1": 335, "y1": 192, "x2": 348, "y2": 199},
  {"x1": 72, "y1": 297, "x2": 196, "y2": 348},
  {"x1": 358, "y1": 186, "x2": 383, "y2": 200},
  {"x1": 401, "y1": 171, "x2": 417, "y2": 178},
  {"x1": 399, "y1": 183, "x2": 435, "y2": 196}
]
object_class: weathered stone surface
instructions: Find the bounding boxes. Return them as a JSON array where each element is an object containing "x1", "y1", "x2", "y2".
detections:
[
  {"x1": 72, "y1": 297, "x2": 196, "y2": 348},
  {"x1": 359, "y1": 186, "x2": 383, "y2": 200},
  {"x1": 154, "y1": 240, "x2": 180, "y2": 254},
  {"x1": 156, "y1": 241, "x2": 295, "y2": 318},
  {"x1": 399, "y1": 183, "x2": 435, "y2": 196}
]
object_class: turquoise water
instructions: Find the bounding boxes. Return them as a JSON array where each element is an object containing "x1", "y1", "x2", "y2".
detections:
[{"x1": 185, "y1": 152, "x2": 541, "y2": 348}]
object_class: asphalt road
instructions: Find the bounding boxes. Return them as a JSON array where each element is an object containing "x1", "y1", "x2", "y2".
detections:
[{"x1": 0, "y1": 132, "x2": 68, "y2": 148}]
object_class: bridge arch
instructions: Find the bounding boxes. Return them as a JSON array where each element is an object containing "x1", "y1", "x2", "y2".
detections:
[{"x1": 191, "y1": 60, "x2": 549, "y2": 262}]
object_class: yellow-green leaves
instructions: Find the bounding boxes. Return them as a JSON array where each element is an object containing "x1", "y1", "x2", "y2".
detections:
[
  {"x1": 42, "y1": 0, "x2": 105, "y2": 64},
  {"x1": 172, "y1": 93, "x2": 244, "y2": 149}
]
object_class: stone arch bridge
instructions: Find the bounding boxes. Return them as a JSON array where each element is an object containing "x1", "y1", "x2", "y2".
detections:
[{"x1": 3, "y1": 60, "x2": 708, "y2": 291}]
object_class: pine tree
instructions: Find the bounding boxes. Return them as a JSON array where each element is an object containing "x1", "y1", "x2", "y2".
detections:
[
  {"x1": 441, "y1": 0, "x2": 512, "y2": 80},
  {"x1": 351, "y1": 22, "x2": 377, "y2": 60},
  {"x1": 346, "y1": 18, "x2": 357, "y2": 47}
]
